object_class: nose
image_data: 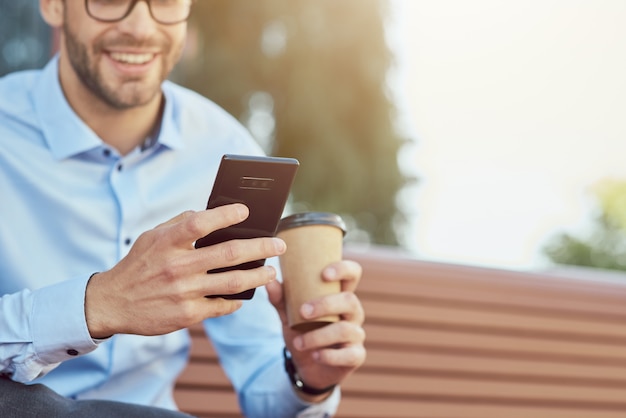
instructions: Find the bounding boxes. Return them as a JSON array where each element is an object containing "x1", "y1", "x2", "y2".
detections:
[{"x1": 116, "y1": 0, "x2": 158, "y2": 38}]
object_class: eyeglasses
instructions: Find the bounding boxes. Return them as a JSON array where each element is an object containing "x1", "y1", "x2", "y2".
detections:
[{"x1": 85, "y1": 0, "x2": 194, "y2": 25}]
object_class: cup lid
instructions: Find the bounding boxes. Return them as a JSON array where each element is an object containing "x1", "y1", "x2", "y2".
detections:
[{"x1": 277, "y1": 212, "x2": 347, "y2": 236}]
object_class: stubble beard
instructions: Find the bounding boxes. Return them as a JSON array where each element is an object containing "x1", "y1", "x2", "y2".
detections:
[{"x1": 62, "y1": 22, "x2": 178, "y2": 110}]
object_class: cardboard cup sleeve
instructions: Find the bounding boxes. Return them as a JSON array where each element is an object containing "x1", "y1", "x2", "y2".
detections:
[{"x1": 276, "y1": 212, "x2": 346, "y2": 332}]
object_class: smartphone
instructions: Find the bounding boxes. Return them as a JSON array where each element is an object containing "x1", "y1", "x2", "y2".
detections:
[{"x1": 194, "y1": 154, "x2": 299, "y2": 299}]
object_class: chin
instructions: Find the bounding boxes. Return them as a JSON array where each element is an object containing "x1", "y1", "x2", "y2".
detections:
[{"x1": 104, "y1": 81, "x2": 162, "y2": 109}]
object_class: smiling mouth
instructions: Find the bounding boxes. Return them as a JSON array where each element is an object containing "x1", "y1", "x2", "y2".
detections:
[{"x1": 109, "y1": 52, "x2": 155, "y2": 65}]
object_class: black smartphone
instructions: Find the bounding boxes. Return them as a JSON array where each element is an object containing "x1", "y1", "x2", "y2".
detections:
[{"x1": 194, "y1": 154, "x2": 299, "y2": 299}]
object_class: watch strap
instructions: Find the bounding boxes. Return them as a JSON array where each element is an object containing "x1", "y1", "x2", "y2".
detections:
[{"x1": 283, "y1": 347, "x2": 336, "y2": 396}]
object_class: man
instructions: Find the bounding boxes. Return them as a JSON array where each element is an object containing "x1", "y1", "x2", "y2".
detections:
[{"x1": 0, "y1": 0, "x2": 366, "y2": 417}]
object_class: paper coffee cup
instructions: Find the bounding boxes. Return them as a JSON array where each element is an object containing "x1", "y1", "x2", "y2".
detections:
[{"x1": 276, "y1": 212, "x2": 347, "y2": 332}]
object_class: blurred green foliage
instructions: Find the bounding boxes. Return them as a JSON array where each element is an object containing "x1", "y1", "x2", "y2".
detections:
[
  {"x1": 173, "y1": 0, "x2": 413, "y2": 246},
  {"x1": 543, "y1": 179, "x2": 626, "y2": 272}
]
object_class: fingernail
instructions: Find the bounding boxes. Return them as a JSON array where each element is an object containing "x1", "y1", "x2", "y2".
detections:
[
  {"x1": 301, "y1": 303, "x2": 314, "y2": 318},
  {"x1": 324, "y1": 266, "x2": 338, "y2": 280},
  {"x1": 293, "y1": 336, "x2": 304, "y2": 350},
  {"x1": 236, "y1": 204, "x2": 248, "y2": 220},
  {"x1": 273, "y1": 238, "x2": 286, "y2": 253}
]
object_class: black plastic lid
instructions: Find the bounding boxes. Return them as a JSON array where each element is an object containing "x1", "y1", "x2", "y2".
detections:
[{"x1": 277, "y1": 212, "x2": 346, "y2": 236}]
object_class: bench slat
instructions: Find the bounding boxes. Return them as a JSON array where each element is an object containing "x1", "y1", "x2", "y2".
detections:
[
  {"x1": 364, "y1": 323, "x2": 626, "y2": 363},
  {"x1": 340, "y1": 371, "x2": 626, "y2": 404},
  {"x1": 336, "y1": 396, "x2": 626, "y2": 418},
  {"x1": 176, "y1": 363, "x2": 232, "y2": 388},
  {"x1": 362, "y1": 347, "x2": 626, "y2": 383},
  {"x1": 174, "y1": 390, "x2": 241, "y2": 417},
  {"x1": 358, "y1": 277, "x2": 626, "y2": 320},
  {"x1": 361, "y1": 299, "x2": 626, "y2": 341}
]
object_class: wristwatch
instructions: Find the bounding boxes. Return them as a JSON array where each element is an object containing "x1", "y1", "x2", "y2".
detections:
[{"x1": 283, "y1": 347, "x2": 336, "y2": 396}]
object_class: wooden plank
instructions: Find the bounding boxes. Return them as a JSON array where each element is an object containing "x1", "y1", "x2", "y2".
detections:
[
  {"x1": 363, "y1": 323, "x2": 626, "y2": 364},
  {"x1": 175, "y1": 362, "x2": 233, "y2": 388},
  {"x1": 357, "y1": 275, "x2": 626, "y2": 320},
  {"x1": 188, "y1": 336, "x2": 219, "y2": 361},
  {"x1": 362, "y1": 347, "x2": 626, "y2": 383},
  {"x1": 347, "y1": 247, "x2": 626, "y2": 297},
  {"x1": 188, "y1": 323, "x2": 207, "y2": 336},
  {"x1": 174, "y1": 390, "x2": 241, "y2": 418},
  {"x1": 352, "y1": 268, "x2": 626, "y2": 319},
  {"x1": 360, "y1": 299, "x2": 626, "y2": 342},
  {"x1": 339, "y1": 371, "x2": 626, "y2": 404},
  {"x1": 336, "y1": 396, "x2": 626, "y2": 418}
]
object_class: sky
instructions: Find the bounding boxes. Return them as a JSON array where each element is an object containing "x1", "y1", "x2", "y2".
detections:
[{"x1": 390, "y1": 0, "x2": 626, "y2": 270}]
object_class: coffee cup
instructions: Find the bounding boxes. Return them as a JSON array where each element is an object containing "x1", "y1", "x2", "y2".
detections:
[{"x1": 276, "y1": 212, "x2": 347, "y2": 332}]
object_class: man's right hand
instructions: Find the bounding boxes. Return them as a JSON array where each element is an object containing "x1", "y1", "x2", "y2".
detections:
[{"x1": 84, "y1": 203, "x2": 286, "y2": 339}]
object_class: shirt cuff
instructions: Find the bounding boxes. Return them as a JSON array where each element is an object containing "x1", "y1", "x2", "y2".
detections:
[
  {"x1": 31, "y1": 275, "x2": 99, "y2": 364},
  {"x1": 295, "y1": 386, "x2": 341, "y2": 418}
]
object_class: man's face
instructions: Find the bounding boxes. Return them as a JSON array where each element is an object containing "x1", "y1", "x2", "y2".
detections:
[{"x1": 60, "y1": 1, "x2": 187, "y2": 110}]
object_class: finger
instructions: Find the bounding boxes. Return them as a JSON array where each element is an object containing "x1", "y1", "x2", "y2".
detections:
[
  {"x1": 266, "y1": 279, "x2": 285, "y2": 309},
  {"x1": 170, "y1": 204, "x2": 249, "y2": 247},
  {"x1": 195, "y1": 236, "x2": 286, "y2": 272},
  {"x1": 293, "y1": 320, "x2": 366, "y2": 353},
  {"x1": 190, "y1": 296, "x2": 244, "y2": 323},
  {"x1": 265, "y1": 280, "x2": 289, "y2": 325},
  {"x1": 301, "y1": 292, "x2": 365, "y2": 325},
  {"x1": 194, "y1": 265, "x2": 278, "y2": 299},
  {"x1": 154, "y1": 210, "x2": 196, "y2": 229},
  {"x1": 322, "y1": 260, "x2": 362, "y2": 293},
  {"x1": 315, "y1": 343, "x2": 367, "y2": 369}
]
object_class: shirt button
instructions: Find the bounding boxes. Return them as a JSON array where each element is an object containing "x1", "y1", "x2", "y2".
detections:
[
  {"x1": 103, "y1": 149, "x2": 111, "y2": 157},
  {"x1": 117, "y1": 164, "x2": 123, "y2": 171},
  {"x1": 124, "y1": 238, "x2": 132, "y2": 246},
  {"x1": 67, "y1": 349, "x2": 79, "y2": 356}
]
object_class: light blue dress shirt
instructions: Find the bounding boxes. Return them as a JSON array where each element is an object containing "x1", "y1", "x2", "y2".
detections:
[{"x1": 0, "y1": 57, "x2": 339, "y2": 418}]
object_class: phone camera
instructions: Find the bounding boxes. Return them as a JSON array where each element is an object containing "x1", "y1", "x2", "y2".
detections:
[{"x1": 240, "y1": 177, "x2": 274, "y2": 190}]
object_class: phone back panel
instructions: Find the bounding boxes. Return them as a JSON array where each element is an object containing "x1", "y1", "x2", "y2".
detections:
[{"x1": 195, "y1": 154, "x2": 299, "y2": 299}]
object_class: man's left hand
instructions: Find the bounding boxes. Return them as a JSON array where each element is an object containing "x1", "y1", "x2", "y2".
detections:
[{"x1": 266, "y1": 259, "x2": 366, "y2": 401}]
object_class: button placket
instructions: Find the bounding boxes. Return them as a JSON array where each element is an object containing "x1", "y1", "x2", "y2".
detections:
[{"x1": 109, "y1": 151, "x2": 146, "y2": 257}]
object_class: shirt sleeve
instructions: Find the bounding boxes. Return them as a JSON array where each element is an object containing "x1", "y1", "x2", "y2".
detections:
[
  {"x1": 0, "y1": 275, "x2": 99, "y2": 382},
  {"x1": 204, "y1": 259, "x2": 340, "y2": 418}
]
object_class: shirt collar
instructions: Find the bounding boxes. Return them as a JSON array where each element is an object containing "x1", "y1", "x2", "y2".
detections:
[
  {"x1": 156, "y1": 80, "x2": 184, "y2": 151},
  {"x1": 33, "y1": 56, "x2": 184, "y2": 160}
]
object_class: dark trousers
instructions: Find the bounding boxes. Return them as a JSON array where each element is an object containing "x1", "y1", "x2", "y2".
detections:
[{"x1": 0, "y1": 376, "x2": 195, "y2": 418}]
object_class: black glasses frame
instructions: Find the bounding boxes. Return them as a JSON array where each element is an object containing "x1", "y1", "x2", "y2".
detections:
[{"x1": 85, "y1": 0, "x2": 194, "y2": 25}]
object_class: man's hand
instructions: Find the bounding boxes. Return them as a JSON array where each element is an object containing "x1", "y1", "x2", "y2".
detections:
[
  {"x1": 85, "y1": 204, "x2": 286, "y2": 339},
  {"x1": 266, "y1": 259, "x2": 366, "y2": 401}
]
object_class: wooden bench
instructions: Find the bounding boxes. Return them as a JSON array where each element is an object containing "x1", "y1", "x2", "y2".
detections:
[{"x1": 175, "y1": 245, "x2": 626, "y2": 417}]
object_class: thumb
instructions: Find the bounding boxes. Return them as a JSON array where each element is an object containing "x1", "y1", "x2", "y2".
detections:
[
  {"x1": 265, "y1": 279, "x2": 284, "y2": 308},
  {"x1": 265, "y1": 280, "x2": 288, "y2": 325}
]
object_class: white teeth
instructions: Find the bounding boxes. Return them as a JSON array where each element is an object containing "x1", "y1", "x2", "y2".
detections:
[{"x1": 110, "y1": 52, "x2": 154, "y2": 64}]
